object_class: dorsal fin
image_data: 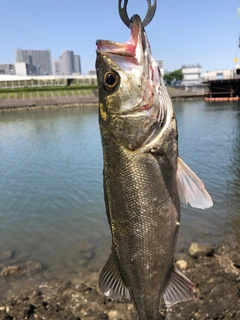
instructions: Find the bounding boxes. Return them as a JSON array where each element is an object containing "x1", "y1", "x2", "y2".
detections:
[{"x1": 177, "y1": 157, "x2": 213, "y2": 209}]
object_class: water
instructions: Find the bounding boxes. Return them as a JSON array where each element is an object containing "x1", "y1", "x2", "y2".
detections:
[{"x1": 0, "y1": 101, "x2": 240, "y2": 296}]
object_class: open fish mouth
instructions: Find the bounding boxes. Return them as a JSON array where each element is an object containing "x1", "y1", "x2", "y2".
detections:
[
  {"x1": 96, "y1": 15, "x2": 147, "y2": 72},
  {"x1": 96, "y1": 15, "x2": 144, "y2": 55}
]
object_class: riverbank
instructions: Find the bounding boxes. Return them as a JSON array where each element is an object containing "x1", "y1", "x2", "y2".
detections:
[
  {"x1": 0, "y1": 87, "x2": 204, "y2": 111},
  {"x1": 0, "y1": 242, "x2": 239, "y2": 320}
]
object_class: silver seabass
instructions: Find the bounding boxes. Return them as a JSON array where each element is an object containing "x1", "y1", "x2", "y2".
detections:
[{"x1": 95, "y1": 15, "x2": 212, "y2": 320}]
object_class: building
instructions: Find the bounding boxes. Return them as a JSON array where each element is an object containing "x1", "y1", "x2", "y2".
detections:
[
  {"x1": 16, "y1": 49, "x2": 52, "y2": 75},
  {"x1": 0, "y1": 75, "x2": 97, "y2": 89},
  {"x1": 61, "y1": 51, "x2": 74, "y2": 75},
  {"x1": 88, "y1": 70, "x2": 96, "y2": 76},
  {"x1": 53, "y1": 51, "x2": 81, "y2": 76},
  {"x1": 156, "y1": 60, "x2": 164, "y2": 76},
  {"x1": 0, "y1": 64, "x2": 15, "y2": 75},
  {"x1": 74, "y1": 55, "x2": 81, "y2": 74},
  {"x1": 204, "y1": 69, "x2": 234, "y2": 81},
  {"x1": 53, "y1": 58, "x2": 62, "y2": 76},
  {"x1": 181, "y1": 64, "x2": 202, "y2": 85},
  {"x1": 15, "y1": 62, "x2": 37, "y2": 76}
]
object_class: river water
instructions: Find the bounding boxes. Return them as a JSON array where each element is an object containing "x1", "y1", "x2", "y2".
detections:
[{"x1": 0, "y1": 100, "x2": 240, "y2": 295}]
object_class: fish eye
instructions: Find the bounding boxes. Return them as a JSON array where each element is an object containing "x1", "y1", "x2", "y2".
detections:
[{"x1": 103, "y1": 71, "x2": 119, "y2": 91}]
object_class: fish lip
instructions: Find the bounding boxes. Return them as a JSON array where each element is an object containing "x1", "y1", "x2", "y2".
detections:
[{"x1": 96, "y1": 14, "x2": 144, "y2": 59}]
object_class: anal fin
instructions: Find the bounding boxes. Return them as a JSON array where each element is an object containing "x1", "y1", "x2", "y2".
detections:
[
  {"x1": 99, "y1": 251, "x2": 130, "y2": 301},
  {"x1": 163, "y1": 267, "x2": 194, "y2": 307}
]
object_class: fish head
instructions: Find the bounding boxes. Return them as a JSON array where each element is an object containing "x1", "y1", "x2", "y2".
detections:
[{"x1": 96, "y1": 15, "x2": 172, "y2": 151}]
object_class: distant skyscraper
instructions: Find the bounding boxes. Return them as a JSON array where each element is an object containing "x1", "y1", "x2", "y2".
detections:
[
  {"x1": 53, "y1": 58, "x2": 62, "y2": 76},
  {"x1": 53, "y1": 51, "x2": 81, "y2": 75},
  {"x1": 61, "y1": 51, "x2": 74, "y2": 75},
  {"x1": 74, "y1": 55, "x2": 81, "y2": 74},
  {"x1": 16, "y1": 49, "x2": 52, "y2": 75}
]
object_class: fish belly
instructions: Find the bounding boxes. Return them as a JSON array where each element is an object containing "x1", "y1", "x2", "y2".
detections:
[{"x1": 103, "y1": 142, "x2": 180, "y2": 319}]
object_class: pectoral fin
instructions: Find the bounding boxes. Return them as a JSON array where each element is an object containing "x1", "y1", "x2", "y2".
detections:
[
  {"x1": 99, "y1": 251, "x2": 130, "y2": 301},
  {"x1": 163, "y1": 267, "x2": 194, "y2": 307},
  {"x1": 177, "y1": 157, "x2": 213, "y2": 209}
]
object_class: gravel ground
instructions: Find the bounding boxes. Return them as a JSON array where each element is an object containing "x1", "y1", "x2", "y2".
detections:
[{"x1": 0, "y1": 242, "x2": 239, "y2": 320}]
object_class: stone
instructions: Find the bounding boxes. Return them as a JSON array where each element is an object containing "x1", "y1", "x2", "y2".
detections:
[
  {"x1": 175, "y1": 259, "x2": 188, "y2": 271},
  {"x1": 188, "y1": 243, "x2": 214, "y2": 258},
  {"x1": 0, "y1": 250, "x2": 13, "y2": 261},
  {"x1": 1, "y1": 265, "x2": 21, "y2": 277},
  {"x1": 24, "y1": 261, "x2": 43, "y2": 275},
  {"x1": 107, "y1": 310, "x2": 119, "y2": 320}
]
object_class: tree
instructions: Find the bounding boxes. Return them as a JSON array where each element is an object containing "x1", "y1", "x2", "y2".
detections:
[{"x1": 163, "y1": 69, "x2": 183, "y2": 84}]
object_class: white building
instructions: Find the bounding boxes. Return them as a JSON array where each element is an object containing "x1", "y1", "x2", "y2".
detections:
[
  {"x1": 204, "y1": 69, "x2": 234, "y2": 81},
  {"x1": 181, "y1": 64, "x2": 202, "y2": 85},
  {"x1": 15, "y1": 62, "x2": 37, "y2": 76}
]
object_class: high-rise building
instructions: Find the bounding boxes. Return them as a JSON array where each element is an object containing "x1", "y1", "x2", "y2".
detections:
[
  {"x1": 53, "y1": 51, "x2": 81, "y2": 75},
  {"x1": 61, "y1": 51, "x2": 74, "y2": 75},
  {"x1": 16, "y1": 49, "x2": 52, "y2": 75},
  {"x1": 74, "y1": 55, "x2": 81, "y2": 74},
  {"x1": 53, "y1": 58, "x2": 62, "y2": 76}
]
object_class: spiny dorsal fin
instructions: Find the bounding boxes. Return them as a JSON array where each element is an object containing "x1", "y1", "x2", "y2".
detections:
[
  {"x1": 177, "y1": 157, "x2": 213, "y2": 209},
  {"x1": 99, "y1": 251, "x2": 130, "y2": 301},
  {"x1": 163, "y1": 267, "x2": 194, "y2": 307}
]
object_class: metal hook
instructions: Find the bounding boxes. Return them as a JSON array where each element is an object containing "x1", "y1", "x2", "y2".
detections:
[{"x1": 118, "y1": 0, "x2": 157, "y2": 28}]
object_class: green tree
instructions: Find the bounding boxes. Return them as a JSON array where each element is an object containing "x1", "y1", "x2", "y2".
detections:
[{"x1": 163, "y1": 69, "x2": 183, "y2": 84}]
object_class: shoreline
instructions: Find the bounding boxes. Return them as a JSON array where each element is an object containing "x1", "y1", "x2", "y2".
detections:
[
  {"x1": 0, "y1": 242, "x2": 239, "y2": 319},
  {"x1": 0, "y1": 88, "x2": 204, "y2": 111}
]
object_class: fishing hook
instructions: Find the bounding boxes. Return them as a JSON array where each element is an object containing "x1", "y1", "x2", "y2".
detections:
[{"x1": 118, "y1": 0, "x2": 157, "y2": 28}]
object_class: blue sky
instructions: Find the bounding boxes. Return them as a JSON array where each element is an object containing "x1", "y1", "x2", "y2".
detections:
[{"x1": 1, "y1": 0, "x2": 240, "y2": 74}]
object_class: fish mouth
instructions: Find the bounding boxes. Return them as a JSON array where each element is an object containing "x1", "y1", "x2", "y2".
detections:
[{"x1": 96, "y1": 15, "x2": 146, "y2": 66}]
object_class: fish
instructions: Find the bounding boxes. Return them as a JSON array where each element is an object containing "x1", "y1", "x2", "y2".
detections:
[{"x1": 95, "y1": 14, "x2": 213, "y2": 320}]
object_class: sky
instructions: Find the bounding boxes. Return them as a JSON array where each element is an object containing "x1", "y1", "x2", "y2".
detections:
[{"x1": 1, "y1": 0, "x2": 240, "y2": 74}]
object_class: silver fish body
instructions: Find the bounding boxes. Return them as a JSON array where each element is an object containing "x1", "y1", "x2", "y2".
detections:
[{"x1": 96, "y1": 15, "x2": 212, "y2": 320}]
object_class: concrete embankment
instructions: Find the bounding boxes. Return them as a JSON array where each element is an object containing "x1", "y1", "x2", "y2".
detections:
[{"x1": 0, "y1": 88, "x2": 204, "y2": 111}]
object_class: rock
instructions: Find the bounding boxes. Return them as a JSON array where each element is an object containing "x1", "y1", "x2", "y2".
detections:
[
  {"x1": 188, "y1": 243, "x2": 214, "y2": 258},
  {"x1": 76, "y1": 241, "x2": 94, "y2": 252},
  {"x1": 0, "y1": 250, "x2": 13, "y2": 261},
  {"x1": 24, "y1": 261, "x2": 43, "y2": 275},
  {"x1": 107, "y1": 310, "x2": 119, "y2": 319},
  {"x1": 1, "y1": 265, "x2": 21, "y2": 277},
  {"x1": 76, "y1": 241, "x2": 95, "y2": 264},
  {"x1": 175, "y1": 259, "x2": 188, "y2": 271}
]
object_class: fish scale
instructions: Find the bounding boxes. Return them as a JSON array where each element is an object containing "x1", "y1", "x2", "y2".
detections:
[{"x1": 102, "y1": 136, "x2": 179, "y2": 319}]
